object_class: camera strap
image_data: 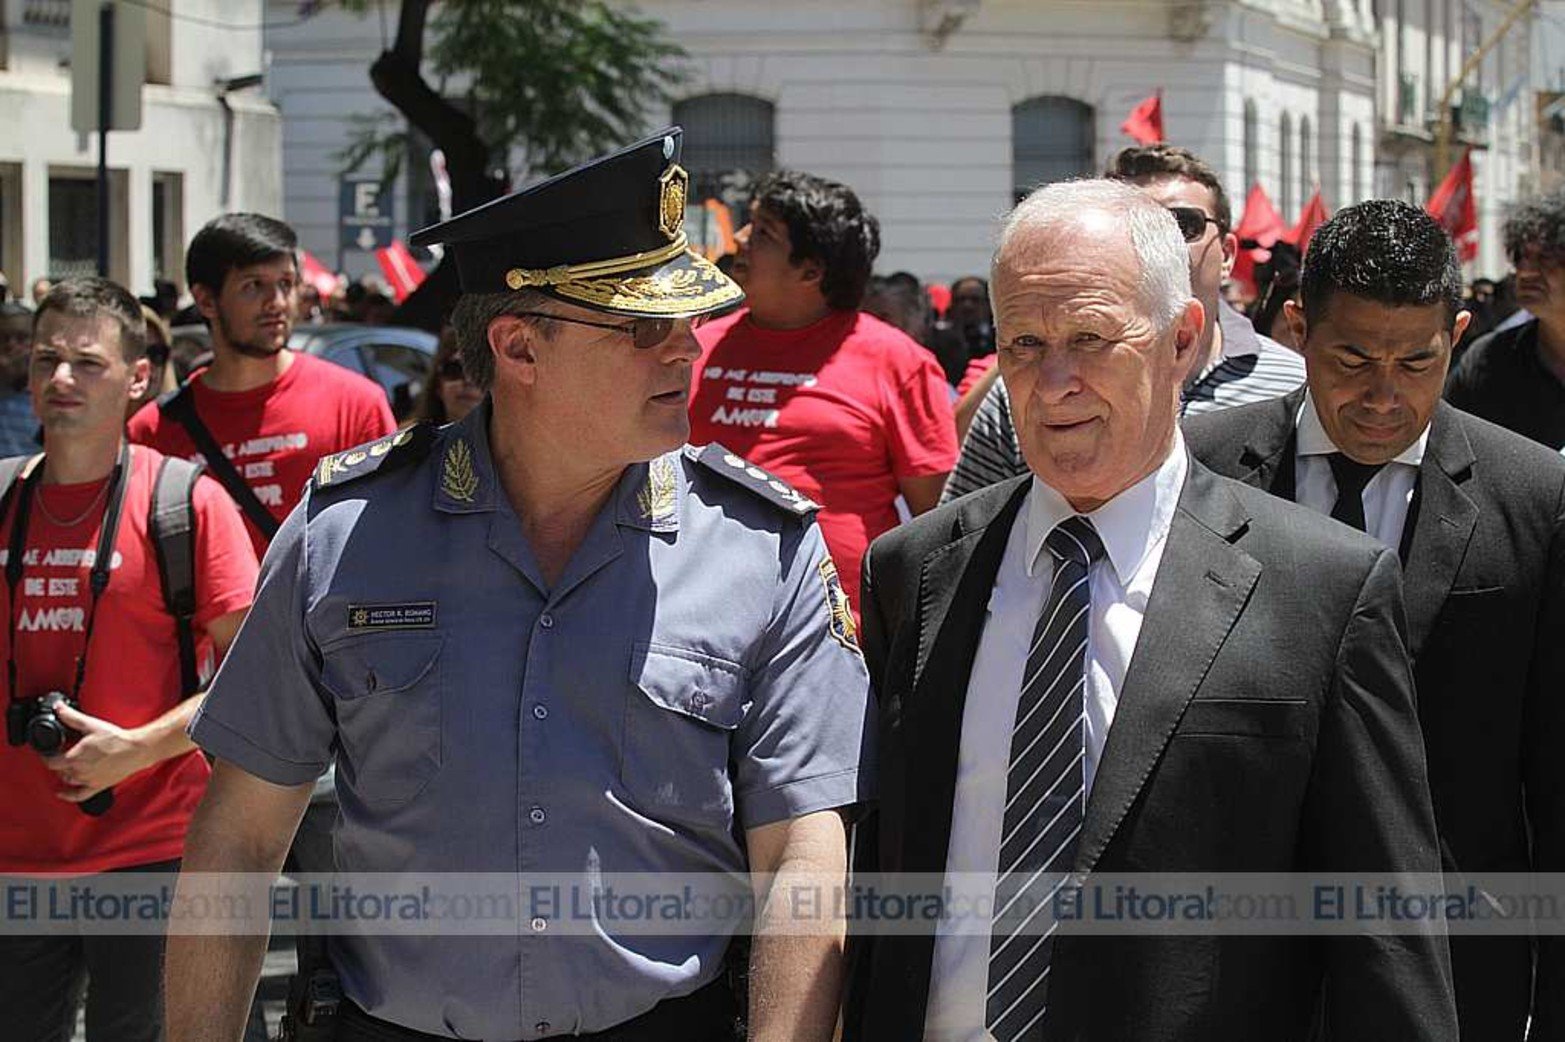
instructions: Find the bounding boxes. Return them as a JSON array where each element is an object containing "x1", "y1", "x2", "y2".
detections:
[{"x1": 5, "y1": 443, "x2": 132, "y2": 706}]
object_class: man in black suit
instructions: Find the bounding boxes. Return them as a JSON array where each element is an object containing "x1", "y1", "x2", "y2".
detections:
[
  {"x1": 1185, "y1": 199, "x2": 1565, "y2": 1041},
  {"x1": 845, "y1": 180, "x2": 1456, "y2": 1041}
]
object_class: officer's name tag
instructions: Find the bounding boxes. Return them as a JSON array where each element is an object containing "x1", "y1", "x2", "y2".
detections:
[{"x1": 347, "y1": 602, "x2": 437, "y2": 631}]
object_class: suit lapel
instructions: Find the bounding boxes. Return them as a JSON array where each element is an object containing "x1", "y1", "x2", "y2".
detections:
[
  {"x1": 1075, "y1": 462, "x2": 1262, "y2": 875},
  {"x1": 1399, "y1": 404, "x2": 1479, "y2": 656},
  {"x1": 1234, "y1": 388, "x2": 1304, "y2": 498},
  {"x1": 902, "y1": 477, "x2": 1030, "y2": 873}
]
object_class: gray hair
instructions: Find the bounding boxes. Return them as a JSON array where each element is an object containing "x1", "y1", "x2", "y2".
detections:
[
  {"x1": 447, "y1": 287, "x2": 555, "y2": 391},
  {"x1": 994, "y1": 179, "x2": 1192, "y2": 331}
]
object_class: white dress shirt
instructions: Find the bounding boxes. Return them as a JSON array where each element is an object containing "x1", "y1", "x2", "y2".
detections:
[
  {"x1": 922, "y1": 435, "x2": 1189, "y2": 1042},
  {"x1": 1294, "y1": 392, "x2": 1426, "y2": 550}
]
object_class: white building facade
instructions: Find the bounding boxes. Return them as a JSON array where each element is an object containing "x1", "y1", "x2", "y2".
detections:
[
  {"x1": 265, "y1": 0, "x2": 1541, "y2": 283},
  {"x1": 0, "y1": 0, "x2": 281, "y2": 297}
]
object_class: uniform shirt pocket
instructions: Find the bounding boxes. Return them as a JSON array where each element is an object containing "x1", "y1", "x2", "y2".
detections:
[
  {"x1": 622, "y1": 642, "x2": 748, "y2": 831},
  {"x1": 319, "y1": 633, "x2": 444, "y2": 807}
]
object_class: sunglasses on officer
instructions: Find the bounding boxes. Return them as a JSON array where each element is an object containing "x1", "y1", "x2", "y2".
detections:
[
  {"x1": 509, "y1": 312, "x2": 709, "y2": 350},
  {"x1": 1166, "y1": 206, "x2": 1224, "y2": 243}
]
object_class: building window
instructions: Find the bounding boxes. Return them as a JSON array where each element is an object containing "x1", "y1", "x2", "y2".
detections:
[
  {"x1": 1279, "y1": 113, "x2": 1294, "y2": 216},
  {"x1": 0, "y1": 164, "x2": 21, "y2": 290},
  {"x1": 1299, "y1": 116, "x2": 1313, "y2": 203},
  {"x1": 672, "y1": 93, "x2": 776, "y2": 201},
  {"x1": 49, "y1": 176, "x2": 100, "y2": 280},
  {"x1": 48, "y1": 168, "x2": 126, "y2": 283},
  {"x1": 152, "y1": 172, "x2": 184, "y2": 288},
  {"x1": 672, "y1": 93, "x2": 776, "y2": 253},
  {"x1": 1012, "y1": 96, "x2": 1096, "y2": 203},
  {"x1": 1243, "y1": 99, "x2": 1259, "y2": 190}
]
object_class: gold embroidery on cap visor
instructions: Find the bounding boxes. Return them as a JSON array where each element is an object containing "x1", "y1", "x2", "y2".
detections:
[{"x1": 546, "y1": 249, "x2": 744, "y2": 318}]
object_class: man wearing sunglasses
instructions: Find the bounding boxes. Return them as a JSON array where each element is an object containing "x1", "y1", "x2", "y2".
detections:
[
  {"x1": 942, "y1": 145, "x2": 1307, "y2": 503},
  {"x1": 166, "y1": 129, "x2": 874, "y2": 1042}
]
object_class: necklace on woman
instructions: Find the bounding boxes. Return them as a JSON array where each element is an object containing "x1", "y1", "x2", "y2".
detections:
[{"x1": 34, "y1": 477, "x2": 112, "y2": 529}]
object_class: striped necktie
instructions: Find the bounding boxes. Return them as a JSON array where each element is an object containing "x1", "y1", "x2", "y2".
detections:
[{"x1": 987, "y1": 515, "x2": 1105, "y2": 1042}]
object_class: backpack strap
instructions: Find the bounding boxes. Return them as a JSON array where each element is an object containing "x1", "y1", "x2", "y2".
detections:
[
  {"x1": 157, "y1": 383, "x2": 281, "y2": 541},
  {"x1": 149, "y1": 455, "x2": 204, "y2": 697},
  {"x1": 0, "y1": 454, "x2": 37, "y2": 521}
]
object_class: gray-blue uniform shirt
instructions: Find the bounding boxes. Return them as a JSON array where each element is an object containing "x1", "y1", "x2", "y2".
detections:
[{"x1": 190, "y1": 403, "x2": 875, "y2": 1039}]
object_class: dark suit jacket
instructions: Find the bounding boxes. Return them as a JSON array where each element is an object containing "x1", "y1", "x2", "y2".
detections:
[
  {"x1": 1185, "y1": 392, "x2": 1565, "y2": 1041},
  {"x1": 845, "y1": 458, "x2": 1457, "y2": 1042}
]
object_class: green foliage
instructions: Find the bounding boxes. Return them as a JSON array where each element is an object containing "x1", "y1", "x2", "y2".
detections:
[
  {"x1": 336, "y1": 111, "x2": 408, "y2": 192},
  {"x1": 335, "y1": 0, "x2": 687, "y2": 179}
]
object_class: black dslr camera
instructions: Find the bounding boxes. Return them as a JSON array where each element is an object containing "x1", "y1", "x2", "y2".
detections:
[{"x1": 7, "y1": 692, "x2": 115, "y2": 816}]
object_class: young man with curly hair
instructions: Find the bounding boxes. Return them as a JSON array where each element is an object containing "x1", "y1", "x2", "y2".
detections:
[
  {"x1": 1446, "y1": 188, "x2": 1565, "y2": 449},
  {"x1": 687, "y1": 172, "x2": 958, "y2": 617}
]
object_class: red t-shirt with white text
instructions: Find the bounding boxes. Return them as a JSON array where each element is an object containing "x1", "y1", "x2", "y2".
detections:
[
  {"x1": 690, "y1": 309, "x2": 958, "y2": 613},
  {"x1": 0, "y1": 446, "x2": 259, "y2": 874},
  {"x1": 127, "y1": 351, "x2": 395, "y2": 555}
]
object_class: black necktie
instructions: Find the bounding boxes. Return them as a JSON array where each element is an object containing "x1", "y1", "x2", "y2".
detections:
[
  {"x1": 987, "y1": 516, "x2": 1105, "y2": 1042},
  {"x1": 1326, "y1": 453, "x2": 1384, "y2": 532}
]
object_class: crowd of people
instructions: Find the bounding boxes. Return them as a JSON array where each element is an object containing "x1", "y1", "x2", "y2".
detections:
[{"x1": 0, "y1": 129, "x2": 1561, "y2": 1042}]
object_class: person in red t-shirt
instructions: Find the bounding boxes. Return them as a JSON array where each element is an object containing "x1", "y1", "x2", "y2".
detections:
[
  {"x1": 0, "y1": 279, "x2": 257, "y2": 1041},
  {"x1": 126, "y1": 214, "x2": 395, "y2": 558},
  {"x1": 688, "y1": 171, "x2": 958, "y2": 615}
]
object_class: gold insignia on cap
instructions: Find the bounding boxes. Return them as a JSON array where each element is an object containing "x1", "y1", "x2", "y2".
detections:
[
  {"x1": 637, "y1": 455, "x2": 677, "y2": 526},
  {"x1": 818, "y1": 558, "x2": 859, "y2": 652},
  {"x1": 441, "y1": 438, "x2": 479, "y2": 503},
  {"x1": 658, "y1": 164, "x2": 689, "y2": 241},
  {"x1": 343, "y1": 451, "x2": 368, "y2": 466}
]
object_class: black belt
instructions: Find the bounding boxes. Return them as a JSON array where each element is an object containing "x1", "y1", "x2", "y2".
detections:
[{"x1": 334, "y1": 977, "x2": 739, "y2": 1042}]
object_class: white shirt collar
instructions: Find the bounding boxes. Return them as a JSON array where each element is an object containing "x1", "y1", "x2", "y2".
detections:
[
  {"x1": 1294, "y1": 390, "x2": 1428, "y2": 467},
  {"x1": 1025, "y1": 430, "x2": 1189, "y2": 584}
]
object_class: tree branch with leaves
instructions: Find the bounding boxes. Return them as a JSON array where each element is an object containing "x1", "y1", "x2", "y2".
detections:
[{"x1": 336, "y1": 0, "x2": 687, "y2": 326}]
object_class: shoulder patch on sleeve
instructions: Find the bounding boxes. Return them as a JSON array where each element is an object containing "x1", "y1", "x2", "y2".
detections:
[
  {"x1": 314, "y1": 423, "x2": 435, "y2": 491},
  {"x1": 685, "y1": 443, "x2": 820, "y2": 517}
]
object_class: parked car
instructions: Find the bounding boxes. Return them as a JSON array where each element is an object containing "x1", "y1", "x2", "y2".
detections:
[{"x1": 167, "y1": 323, "x2": 439, "y2": 421}]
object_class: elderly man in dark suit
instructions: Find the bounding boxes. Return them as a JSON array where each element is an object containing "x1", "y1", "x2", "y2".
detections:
[
  {"x1": 1185, "y1": 199, "x2": 1565, "y2": 1041},
  {"x1": 845, "y1": 179, "x2": 1456, "y2": 1041}
]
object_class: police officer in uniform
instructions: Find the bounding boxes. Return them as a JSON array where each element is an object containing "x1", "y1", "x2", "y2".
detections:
[{"x1": 164, "y1": 129, "x2": 875, "y2": 1042}]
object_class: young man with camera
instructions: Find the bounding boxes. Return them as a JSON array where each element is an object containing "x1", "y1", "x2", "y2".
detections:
[{"x1": 0, "y1": 278, "x2": 258, "y2": 1041}]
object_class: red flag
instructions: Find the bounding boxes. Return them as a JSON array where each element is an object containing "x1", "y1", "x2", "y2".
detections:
[
  {"x1": 1426, "y1": 150, "x2": 1479, "y2": 263},
  {"x1": 1283, "y1": 190, "x2": 1329, "y2": 252},
  {"x1": 298, "y1": 250, "x2": 339, "y2": 299},
  {"x1": 1229, "y1": 184, "x2": 1286, "y2": 298},
  {"x1": 375, "y1": 240, "x2": 427, "y2": 302},
  {"x1": 926, "y1": 282, "x2": 951, "y2": 318},
  {"x1": 1235, "y1": 183, "x2": 1287, "y2": 248},
  {"x1": 1120, "y1": 90, "x2": 1164, "y2": 145},
  {"x1": 1229, "y1": 247, "x2": 1260, "y2": 301}
]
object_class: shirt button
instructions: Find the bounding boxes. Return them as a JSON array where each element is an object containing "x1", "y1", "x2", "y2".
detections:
[
  {"x1": 532, "y1": 705, "x2": 549, "y2": 720},
  {"x1": 539, "y1": 613, "x2": 554, "y2": 629},
  {"x1": 531, "y1": 916, "x2": 547, "y2": 932},
  {"x1": 529, "y1": 807, "x2": 546, "y2": 824}
]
